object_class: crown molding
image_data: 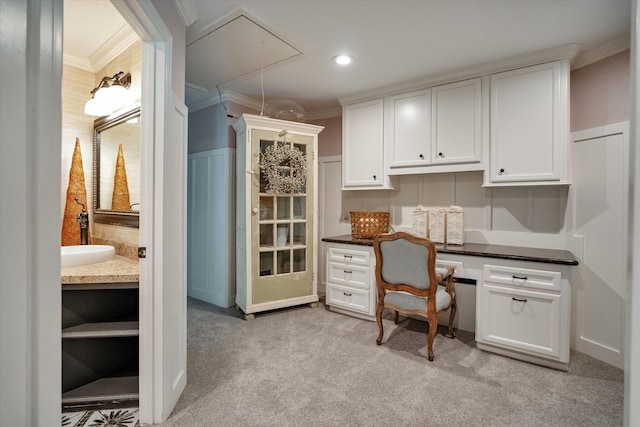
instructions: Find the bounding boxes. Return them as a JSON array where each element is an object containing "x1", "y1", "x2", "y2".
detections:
[
  {"x1": 571, "y1": 34, "x2": 631, "y2": 70},
  {"x1": 186, "y1": 88, "x2": 342, "y2": 120},
  {"x1": 63, "y1": 54, "x2": 94, "y2": 72},
  {"x1": 89, "y1": 25, "x2": 139, "y2": 72},
  {"x1": 173, "y1": 0, "x2": 198, "y2": 27},
  {"x1": 339, "y1": 44, "x2": 581, "y2": 106},
  {"x1": 306, "y1": 107, "x2": 342, "y2": 121}
]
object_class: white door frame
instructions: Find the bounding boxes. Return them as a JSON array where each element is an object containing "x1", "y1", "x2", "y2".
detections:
[{"x1": 111, "y1": 1, "x2": 181, "y2": 423}]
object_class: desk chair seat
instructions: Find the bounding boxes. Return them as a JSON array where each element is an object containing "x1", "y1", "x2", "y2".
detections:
[{"x1": 373, "y1": 232, "x2": 457, "y2": 361}]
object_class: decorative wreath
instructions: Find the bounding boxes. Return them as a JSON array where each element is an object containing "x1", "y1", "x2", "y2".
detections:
[{"x1": 259, "y1": 143, "x2": 307, "y2": 194}]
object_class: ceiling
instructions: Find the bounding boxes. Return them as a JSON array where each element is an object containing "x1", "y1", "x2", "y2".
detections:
[{"x1": 65, "y1": 0, "x2": 632, "y2": 118}]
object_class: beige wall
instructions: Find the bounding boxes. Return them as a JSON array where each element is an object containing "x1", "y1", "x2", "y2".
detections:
[
  {"x1": 61, "y1": 40, "x2": 142, "y2": 247},
  {"x1": 310, "y1": 116, "x2": 342, "y2": 157},
  {"x1": 571, "y1": 49, "x2": 631, "y2": 132},
  {"x1": 61, "y1": 65, "x2": 95, "y2": 227}
]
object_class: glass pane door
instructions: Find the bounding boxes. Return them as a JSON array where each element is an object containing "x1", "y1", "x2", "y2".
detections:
[{"x1": 251, "y1": 128, "x2": 314, "y2": 304}]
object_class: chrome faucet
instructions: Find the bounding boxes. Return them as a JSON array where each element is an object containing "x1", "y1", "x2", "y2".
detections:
[{"x1": 74, "y1": 198, "x2": 89, "y2": 245}]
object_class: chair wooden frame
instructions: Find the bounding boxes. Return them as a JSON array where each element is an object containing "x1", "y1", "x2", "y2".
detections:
[{"x1": 373, "y1": 231, "x2": 457, "y2": 361}]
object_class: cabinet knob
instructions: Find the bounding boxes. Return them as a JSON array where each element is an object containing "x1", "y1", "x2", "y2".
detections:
[
  {"x1": 373, "y1": 175, "x2": 377, "y2": 180},
  {"x1": 438, "y1": 152, "x2": 444, "y2": 158},
  {"x1": 252, "y1": 207, "x2": 259, "y2": 214},
  {"x1": 499, "y1": 168, "x2": 505, "y2": 174},
  {"x1": 419, "y1": 154, "x2": 424, "y2": 159}
]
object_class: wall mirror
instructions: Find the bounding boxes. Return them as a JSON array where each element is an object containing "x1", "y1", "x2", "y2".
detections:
[{"x1": 93, "y1": 107, "x2": 140, "y2": 228}]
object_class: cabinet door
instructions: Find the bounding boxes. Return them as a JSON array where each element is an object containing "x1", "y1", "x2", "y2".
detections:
[
  {"x1": 386, "y1": 89, "x2": 431, "y2": 168},
  {"x1": 488, "y1": 61, "x2": 564, "y2": 183},
  {"x1": 431, "y1": 78, "x2": 481, "y2": 164},
  {"x1": 342, "y1": 99, "x2": 385, "y2": 188},
  {"x1": 478, "y1": 284, "x2": 562, "y2": 359},
  {"x1": 252, "y1": 129, "x2": 315, "y2": 304}
]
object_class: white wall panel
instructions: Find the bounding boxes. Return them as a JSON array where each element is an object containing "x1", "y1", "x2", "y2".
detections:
[{"x1": 572, "y1": 126, "x2": 627, "y2": 369}]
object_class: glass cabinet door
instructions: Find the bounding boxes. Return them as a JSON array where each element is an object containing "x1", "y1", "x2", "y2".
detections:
[{"x1": 251, "y1": 129, "x2": 314, "y2": 304}]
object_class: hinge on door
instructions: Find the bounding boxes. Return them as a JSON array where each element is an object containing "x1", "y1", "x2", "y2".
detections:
[{"x1": 138, "y1": 247, "x2": 147, "y2": 258}]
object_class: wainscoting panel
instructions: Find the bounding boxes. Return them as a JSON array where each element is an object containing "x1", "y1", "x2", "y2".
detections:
[{"x1": 187, "y1": 147, "x2": 236, "y2": 308}]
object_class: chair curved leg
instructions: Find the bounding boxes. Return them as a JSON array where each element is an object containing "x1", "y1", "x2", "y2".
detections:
[
  {"x1": 427, "y1": 314, "x2": 438, "y2": 361},
  {"x1": 375, "y1": 303, "x2": 385, "y2": 346},
  {"x1": 447, "y1": 296, "x2": 457, "y2": 339}
]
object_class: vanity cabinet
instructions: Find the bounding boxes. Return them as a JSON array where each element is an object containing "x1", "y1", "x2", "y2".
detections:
[
  {"x1": 233, "y1": 114, "x2": 323, "y2": 319},
  {"x1": 62, "y1": 282, "x2": 139, "y2": 405},
  {"x1": 476, "y1": 262, "x2": 571, "y2": 370},
  {"x1": 484, "y1": 60, "x2": 570, "y2": 186},
  {"x1": 325, "y1": 242, "x2": 377, "y2": 320},
  {"x1": 342, "y1": 99, "x2": 394, "y2": 190}
]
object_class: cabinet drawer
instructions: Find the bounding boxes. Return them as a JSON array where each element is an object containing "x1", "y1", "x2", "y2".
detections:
[
  {"x1": 483, "y1": 264, "x2": 560, "y2": 292},
  {"x1": 478, "y1": 284, "x2": 562, "y2": 359},
  {"x1": 327, "y1": 262, "x2": 370, "y2": 290},
  {"x1": 327, "y1": 284, "x2": 370, "y2": 314},
  {"x1": 327, "y1": 246, "x2": 370, "y2": 266}
]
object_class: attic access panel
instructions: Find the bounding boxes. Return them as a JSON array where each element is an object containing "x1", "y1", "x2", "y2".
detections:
[{"x1": 186, "y1": 14, "x2": 302, "y2": 89}]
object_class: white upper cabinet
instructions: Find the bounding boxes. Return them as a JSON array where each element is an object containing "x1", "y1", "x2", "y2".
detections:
[
  {"x1": 342, "y1": 99, "x2": 394, "y2": 190},
  {"x1": 384, "y1": 78, "x2": 484, "y2": 176},
  {"x1": 385, "y1": 89, "x2": 432, "y2": 169},
  {"x1": 484, "y1": 60, "x2": 570, "y2": 186},
  {"x1": 431, "y1": 78, "x2": 482, "y2": 165}
]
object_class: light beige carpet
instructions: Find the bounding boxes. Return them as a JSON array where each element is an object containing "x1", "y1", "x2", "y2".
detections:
[{"x1": 155, "y1": 297, "x2": 623, "y2": 427}]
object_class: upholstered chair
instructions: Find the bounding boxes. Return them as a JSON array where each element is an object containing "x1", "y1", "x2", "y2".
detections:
[{"x1": 373, "y1": 231, "x2": 457, "y2": 361}]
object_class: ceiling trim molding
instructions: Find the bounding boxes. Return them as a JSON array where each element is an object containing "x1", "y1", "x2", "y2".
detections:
[
  {"x1": 173, "y1": 0, "x2": 198, "y2": 27},
  {"x1": 187, "y1": 88, "x2": 341, "y2": 119},
  {"x1": 63, "y1": 54, "x2": 94, "y2": 72},
  {"x1": 571, "y1": 34, "x2": 631, "y2": 70},
  {"x1": 339, "y1": 43, "x2": 581, "y2": 106},
  {"x1": 306, "y1": 107, "x2": 342, "y2": 121},
  {"x1": 89, "y1": 25, "x2": 139, "y2": 72}
]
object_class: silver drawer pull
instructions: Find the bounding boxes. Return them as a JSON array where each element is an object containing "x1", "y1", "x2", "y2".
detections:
[
  {"x1": 512, "y1": 297, "x2": 527, "y2": 303},
  {"x1": 344, "y1": 270, "x2": 352, "y2": 274},
  {"x1": 344, "y1": 255, "x2": 352, "y2": 260},
  {"x1": 512, "y1": 275, "x2": 528, "y2": 281},
  {"x1": 343, "y1": 292, "x2": 352, "y2": 297}
]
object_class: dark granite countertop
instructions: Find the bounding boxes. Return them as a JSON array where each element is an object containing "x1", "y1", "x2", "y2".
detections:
[{"x1": 322, "y1": 235, "x2": 579, "y2": 266}]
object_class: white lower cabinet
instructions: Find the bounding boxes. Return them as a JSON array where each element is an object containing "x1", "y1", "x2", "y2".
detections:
[
  {"x1": 476, "y1": 263, "x2": 571, "y2": 370},
  {"x1": 325, "y1": 243, "x2": 376, "y2": 320}
]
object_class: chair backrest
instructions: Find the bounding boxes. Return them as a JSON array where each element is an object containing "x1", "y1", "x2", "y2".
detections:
[{"x1": 373, "y1": 232, "x2": 438, "y2": 297}]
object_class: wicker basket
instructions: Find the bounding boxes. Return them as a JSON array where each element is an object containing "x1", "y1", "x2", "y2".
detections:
[{"x1": 350, "y1": 211, "x2": 390, "y2": 239}]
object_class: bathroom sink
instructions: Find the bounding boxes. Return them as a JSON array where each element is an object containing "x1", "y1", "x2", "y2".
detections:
[{"x1": 61, "y1": 245, "x2": 116, "y2": 268}]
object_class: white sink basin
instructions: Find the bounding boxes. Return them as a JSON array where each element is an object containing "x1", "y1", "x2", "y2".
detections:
[{"x1": 61, "y1": 245, "x2": 116, "y2": 268}]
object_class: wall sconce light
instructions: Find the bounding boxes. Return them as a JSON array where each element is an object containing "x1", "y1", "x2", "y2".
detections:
[{"x1": 84, "y1": 71, "x2": 132, "y2": 117}]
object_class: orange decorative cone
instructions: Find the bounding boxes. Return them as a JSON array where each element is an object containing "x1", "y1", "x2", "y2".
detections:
[
  {"x1": 111, "y1": 144, "x2": 131, "y2": 211},
  {"x1": 61, "y1": 138, "x2": 91, "y2": 246}
]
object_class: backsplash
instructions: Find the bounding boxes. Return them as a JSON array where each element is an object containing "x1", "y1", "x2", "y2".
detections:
[
  {"x1": 93, "y1": 223, "x2": 139, "y2": 260},
  {"x1": 338, "y1": 171, "x2": 570, "y2": 247}
]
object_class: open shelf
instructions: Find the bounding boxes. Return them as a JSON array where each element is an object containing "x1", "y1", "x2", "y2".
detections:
[
  {"x1": 61, "y1": 376, "x2": 139, "y2": 404},
  {"x1": 62, "y1": 321, "x2": 139, "y2": 339}
]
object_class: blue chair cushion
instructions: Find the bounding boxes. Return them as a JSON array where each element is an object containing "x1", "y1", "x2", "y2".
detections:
[{"x1": 384, "y1": 285, "x2": 452, "y2": 312}]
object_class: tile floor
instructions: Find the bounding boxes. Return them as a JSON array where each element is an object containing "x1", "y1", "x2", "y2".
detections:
[{"x1": 61, "y1": 408, "x2": 139, "y2": 427}]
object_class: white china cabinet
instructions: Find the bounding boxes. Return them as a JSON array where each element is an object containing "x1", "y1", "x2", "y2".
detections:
[{"x1": 233, "y1": 114, "x2": 323, "y2": 319}]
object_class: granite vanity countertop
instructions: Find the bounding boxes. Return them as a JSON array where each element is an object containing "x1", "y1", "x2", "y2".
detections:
[
  {"x1": 322, "y1": 235, "x2": 579, "y2": 266},
  {"x1": 61, "y1": 255, "x2": 139, "y2": 284}
]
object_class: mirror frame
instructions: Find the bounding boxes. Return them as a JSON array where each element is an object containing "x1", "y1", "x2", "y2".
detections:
[{"x1": 93, "y1": 107, "x2": 140, "y2": 228}]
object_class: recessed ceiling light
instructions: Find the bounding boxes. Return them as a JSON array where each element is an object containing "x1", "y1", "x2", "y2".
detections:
[{"x1": 333, "y1": 55, "x2": 353, "y2": 65}]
